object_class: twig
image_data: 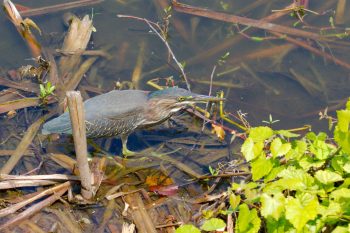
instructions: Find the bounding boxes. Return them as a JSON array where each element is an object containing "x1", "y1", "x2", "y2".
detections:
[
  {"x1": 117, "y1": 14, "x2": 191, "y2": 91},
  {"x1": 0, "y1": 174, "x2": 79, "y2": 181},
  {"x1": 20, "y1": 0, "x2": 104, "y2": 17},
  {"x1": 172, "y1": 1, "x2": 350, "y2": 70},
  {"x1": 66, "y1": 91, "x2": 93, "y2": 200},
  {"x1": 0, "y1": 180, "x2": 58, "y2": 189},
  {"x1": 202, "y1": 65, "x2": 216, "y2": 132},
  {"x1": 172, "y1": 1, "x2": 332, "y2": 42}
]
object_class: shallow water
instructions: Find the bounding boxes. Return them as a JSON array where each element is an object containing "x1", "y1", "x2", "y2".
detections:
[
  {"x1": 1, "y1": 1, "x2": 350, "y2": 231},
  {"x1": 1, "y1": 0, "x2": 349, "y2": 134}
]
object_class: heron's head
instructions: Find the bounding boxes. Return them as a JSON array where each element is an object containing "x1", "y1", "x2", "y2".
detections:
[{"x1": 148, "y1": 87, "x2": 224, "y2": 115}]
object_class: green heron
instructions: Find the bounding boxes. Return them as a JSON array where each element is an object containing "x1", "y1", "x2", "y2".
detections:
[{"x1": 42, "y1": 87, "x2": 223, "y2": 155}]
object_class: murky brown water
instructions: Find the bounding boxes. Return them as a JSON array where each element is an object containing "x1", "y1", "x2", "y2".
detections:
[
  {"x1": 2, "y1": 0, "x2": 349, "y2": 133},
  {"x1": 1, "y1": 1, "x2": 350, "y2": 231}
]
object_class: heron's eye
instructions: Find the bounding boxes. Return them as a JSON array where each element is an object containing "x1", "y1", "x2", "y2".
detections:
[{"x1": 177, "y1": 96, "x2": 186, "y2": 102}]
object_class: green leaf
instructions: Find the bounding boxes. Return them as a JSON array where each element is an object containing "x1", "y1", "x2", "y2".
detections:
[
  {"x1": 334, "y1": 109, "x2": 350, "y2": 153},
  {"x1": 261, "y1": 193, "x2": 285, "y2": 220},
  {"x1": 251, "y1": 153, "x2": 273, "y2": 181},
  {"x1": 298, "y1": 156, "x2": 325, "y2": 171},
  {"x1": 306, "y1": 132, "x2": 317, "y2": 141},
  {"x1": 315, "y1": 170, "x2": 343, "y2": 184},
  {"x1": 346, "y1": 98, "x2": 350, "y2": 110},
  {"x1": 332, "y1": 226, "x2": 350, "y2": 233},
  {"x1": 332, "y1": 156, "x2": 350, "y2": 174},
  {"x1": 249, "y1": 126, "x2": 274, "y2": 143},
  {"x1": 39, "y1": 84, "x2": 46, "y2": 96},
  {"x1": 201, "y1": 218, "x2": 226, "y2": 231},
  {"x1": 241, "y1": 138, "x2": 254, "y2": 161},
  {"x1": 285, "y1": 193, "x2": 319, "y2": 231},
  {"x1": 235, "y1": 204, "x2": 261, "y2": 233},
  {"x1": 285, "y1": 140, "x2": 307, "y2": 161},
  {"x1": 330, "y1": 188, "x2": 350, "y2": 201},
  {"x1": 264, "y1": 165, "x2": 284, "y2": 183},
  {"x1": 241, "y1": 138, "x2": 263, "y2": 161},
  {"x1": 277, "y1": 166, "x2": 314, "y2": 190},
  {"x1": 336, "y1": 110, "x2": 350, "y2": 132},
  {"x1": 176, "y1": 224, "x2": 201, "y2": 233},
  {"x1": 229, "y1": 193, "x2": 241, "y2": 210},
  {"x1": 321, "y1": 201, "x2": 342, "y2": 220},
  {"x1": 309, "y1": 139, "x2": 336, "y2": 160},
  {"x1": 270, "y1": 138, "x2": 291, "y2": 158},
  {"x1": 266, "y1": 217, "x2": 292, "y2": 233},
  {"x1": 275, "y1": 130, "x2": 300, "y2": 138},
  {"x1": 334, "y1": 130, "x2": 350, "y2": 154}
]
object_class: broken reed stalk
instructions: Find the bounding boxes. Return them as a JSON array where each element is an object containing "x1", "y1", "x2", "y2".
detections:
[
  {"x1": 66, "y1": 91, "x2": 93, "y2": 200},
  {"x1": 3, "y1": 0, "x2": 42, "y2": 57},
  {"x1": 0, "y1": 182, "x2": 69, "y2": 230},
  {"x1": 124, "y1": 191, "x2": 157, "y2": 233},
  {"x1": 0, "y1": 181, "x2": 71, "y2": 218}
]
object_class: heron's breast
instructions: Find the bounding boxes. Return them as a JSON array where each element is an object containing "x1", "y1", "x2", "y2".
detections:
[{"x1": 85, "y1": 115, "x2": 143, "y2": 138}]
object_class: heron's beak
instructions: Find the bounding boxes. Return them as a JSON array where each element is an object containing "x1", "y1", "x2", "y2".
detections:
[{"x1": 191, "y1": 95, "x2": 225, "y2": 103}]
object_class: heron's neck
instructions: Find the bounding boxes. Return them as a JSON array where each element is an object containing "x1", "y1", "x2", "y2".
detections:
[{"x1": 144, "y1": 99, "x2": 175, "y2": 124}]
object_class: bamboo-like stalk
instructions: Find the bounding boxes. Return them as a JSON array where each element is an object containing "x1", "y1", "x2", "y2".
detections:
[
  {"x1": 124, "y1": 191, "x2": 157, "y2": 233},
  {"x1": 0, "y1": 182, "x2": 71, "y2": 218},
  {"x1": 0, "y1": 182, "x2": 69, "y2": 230},
  {"x1": 335, "y1": 0, "x2": 346, "y2": 25},
  {"x1": 66, "y1": 91, "x2": 93, "y2": 200}
]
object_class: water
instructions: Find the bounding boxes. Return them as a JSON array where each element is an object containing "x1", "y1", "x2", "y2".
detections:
[
  {"x1": 1, "y1": 1, "x2": 349, "y2": 133},
  {"x1": 1, "y1": 1, "x2": 350, "y2": 231}
]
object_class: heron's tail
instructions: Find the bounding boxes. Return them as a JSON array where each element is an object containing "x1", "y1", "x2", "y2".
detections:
[{"x1": 42, "y1": 113, "x2": 72, "y2": 135}]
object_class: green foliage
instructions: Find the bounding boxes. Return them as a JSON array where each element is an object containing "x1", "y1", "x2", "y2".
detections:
[
  {"x1": 176, "y1": 98, "x2": 350, "y2": 233},
  {"x1": 39, "y1": 81, "x2": 55, "y2": 104},
  {"x1": 175, "y1": 224, "x2": 200, "y2": 233},
  {"x1": 262, "y1": 114, "x2": 280, "y2": 125},
  {"x1": 235, "y1": 203, "x2": 261, "y2": 233},
  {"x1": 201, "y1": 218, "x2": 226, "y2": 231}
]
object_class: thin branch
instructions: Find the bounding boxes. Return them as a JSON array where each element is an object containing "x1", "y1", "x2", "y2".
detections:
[{"x1": 117, "y1": 14, "x2": 191, "y2": 91}]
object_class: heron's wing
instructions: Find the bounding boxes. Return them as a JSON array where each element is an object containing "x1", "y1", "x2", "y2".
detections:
[
  {"x1": 42, "y1": 90, "x2": 149, "y2": 136},
  {"x1": 84, "y1": 90, "x2": 148, "y2": 120},
  {"x1": 83, "y1": 90, "x2": 148, "y2": 137}
]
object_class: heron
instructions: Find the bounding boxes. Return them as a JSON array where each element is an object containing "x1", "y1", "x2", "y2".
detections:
[{"x1": 42, "y1": 87, "x2": 223, "y2": 155}]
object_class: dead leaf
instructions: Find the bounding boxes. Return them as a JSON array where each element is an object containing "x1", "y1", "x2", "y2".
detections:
[
  {"x1": 211, "y1": 124, "x2": 225, "y2": 141},
  {"x1": 145, "y1": 175, "x2": 173, "y2": 187}
]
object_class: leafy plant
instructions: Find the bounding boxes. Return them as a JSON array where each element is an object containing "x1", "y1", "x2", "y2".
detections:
[
  {"x1": 176, "y1": 98, "x2": 350, "y2": 232},
  {"x1": 39, "y1": 81, "x2": 55, "y2": 104},
  {"x1": 262, "y1": 114, "x2": 280, "y2": 125}
]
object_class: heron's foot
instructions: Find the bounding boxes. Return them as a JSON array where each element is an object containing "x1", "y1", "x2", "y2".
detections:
[{"x1": 122, "y1": 147, "x2": 136, "y2": 157}]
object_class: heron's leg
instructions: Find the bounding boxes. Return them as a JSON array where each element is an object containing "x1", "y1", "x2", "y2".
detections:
[{"x1": 121, "y1": 134, "x2": 135, "y2": 157}]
